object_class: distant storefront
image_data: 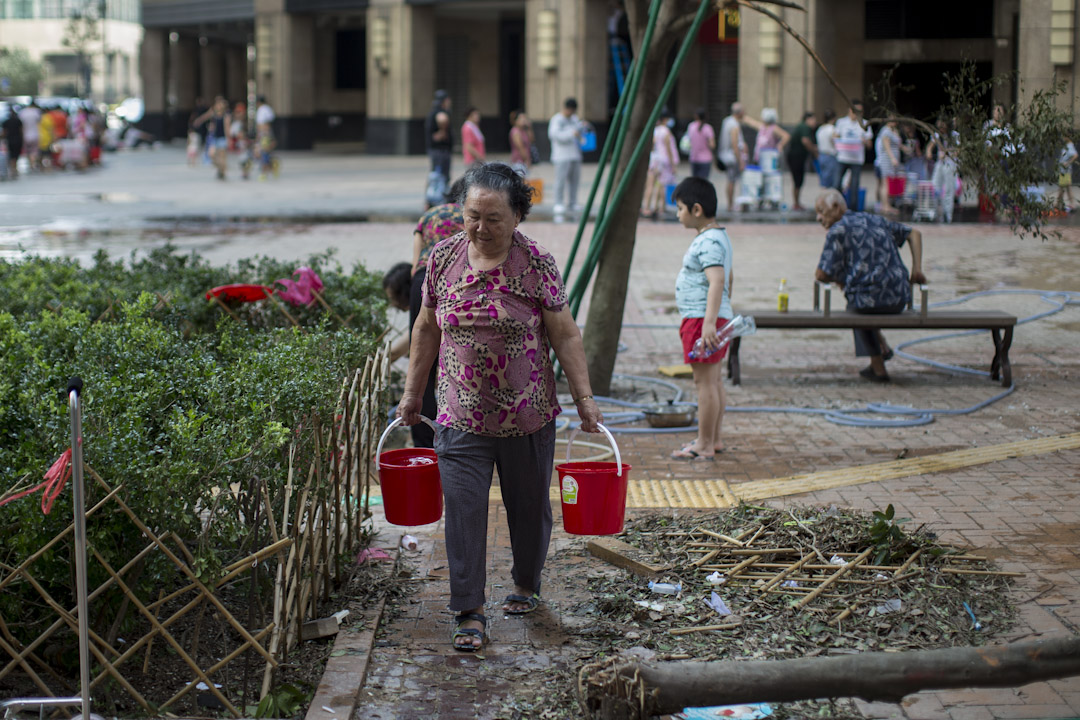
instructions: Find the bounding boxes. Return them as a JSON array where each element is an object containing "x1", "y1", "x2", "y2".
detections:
[{"x1": 135, "y1": 0, "x2": 1078, "y2": 152}]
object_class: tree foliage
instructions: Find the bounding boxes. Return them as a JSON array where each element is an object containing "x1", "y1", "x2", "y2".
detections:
[
  {"x1": 0, "y1": 48, "x2": 46, "y2": 96},
  {"x1": 867, "y1": 61, "x2": 1075, "y2": 240},
  {"x1": 941, "y1": 65, "x2": 1074, "y2": 239}
]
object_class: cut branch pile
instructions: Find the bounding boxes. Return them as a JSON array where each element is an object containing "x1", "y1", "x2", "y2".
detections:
[
  {"x1": 669, "y1": 521, "x2": 1020, "y2": 622},
  {"x1": 561, "y1": 505, "x2": 1023, "y2": 718}
]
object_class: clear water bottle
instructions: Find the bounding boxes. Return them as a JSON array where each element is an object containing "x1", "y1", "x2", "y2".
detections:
[
  {"x1": 648, "y1": 581, "x2": 682, "y2": 595},
  {"x1": 688, "y1": 315, "x2": 758, "y2": 359}
]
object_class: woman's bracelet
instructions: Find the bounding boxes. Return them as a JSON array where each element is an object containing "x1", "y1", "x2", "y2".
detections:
[{"x1": 573, "y1": 395, "x2": 594, "y2": 404}]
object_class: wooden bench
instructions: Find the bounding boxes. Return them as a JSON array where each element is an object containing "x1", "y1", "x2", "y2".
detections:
[{"x1": 728, "y1": 285, "x2": 1017, "y2": 387}]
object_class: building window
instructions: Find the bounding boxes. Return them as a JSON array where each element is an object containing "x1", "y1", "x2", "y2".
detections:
[
  {"x1": 865, "y1": 0, "x2": 993, "y2": 40},
  {"x1": 12, "y1": 0, "x2": 34, "y2": 18},
  {"x1": 335, "y1": 29, "x2": 365, "y2": 90},
  {"x1": 45, "y1": 52, "x2": 79, "y2": 74}
]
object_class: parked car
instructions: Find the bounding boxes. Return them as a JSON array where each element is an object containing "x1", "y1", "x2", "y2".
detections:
[{"x1": 113, "y1": 97, "x2": 143, "y2": 123}]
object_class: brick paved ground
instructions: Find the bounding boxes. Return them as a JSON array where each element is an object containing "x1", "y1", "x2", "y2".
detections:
[
  {"x1": 318, "y1": 222, "x2": 1080, "y2": 719},
  {"x1": 4, "y1": 149, "x2": 1076, "y2": 719}
]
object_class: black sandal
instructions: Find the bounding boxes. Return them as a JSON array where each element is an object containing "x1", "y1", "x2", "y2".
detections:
[
  {"x1": 503, "y1": 593, "x2": 542, "y2": 615},
  {"x1": 451, "y1": 612, "x2": 487, "y2": 652}
]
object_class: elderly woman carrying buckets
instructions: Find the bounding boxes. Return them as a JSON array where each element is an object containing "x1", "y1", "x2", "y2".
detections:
[{"x1": 397, "y1": 162, "x2": 604, "y2": 652}]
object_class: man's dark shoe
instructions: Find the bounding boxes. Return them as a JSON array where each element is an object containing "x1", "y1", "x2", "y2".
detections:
[{"x1": 859, "y1": 366, "x2": 890, "y2": 383}]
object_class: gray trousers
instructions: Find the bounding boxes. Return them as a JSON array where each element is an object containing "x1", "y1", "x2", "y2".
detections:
[
  {"x1": 552, "y1": 158, "x2": 582, "y2": 210},
  {"x1": 435, "y1": 421, "x2": 557, "y2": 611},
  {"x1": 850, "y1": 300, "x2": 907, "y2": 356}
]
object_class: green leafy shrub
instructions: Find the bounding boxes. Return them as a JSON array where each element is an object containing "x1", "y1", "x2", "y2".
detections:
[
  {"x1": 0, "y1": 247, "x2": 387, "y2": 647},
  {"x1": 0, "y1": 245, "x2": 386, "y2": 337}
]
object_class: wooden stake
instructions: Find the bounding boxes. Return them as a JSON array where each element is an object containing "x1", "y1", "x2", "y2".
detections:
[
  {"x1": 758, "y1": 553, "x2": 815, "y2": 593},
  {"x1": 796, "y1": 547, "x2": 873, "y2": 611},
  {"x1": 670, "y1": 621, "x2": 742, "y2": 635}
]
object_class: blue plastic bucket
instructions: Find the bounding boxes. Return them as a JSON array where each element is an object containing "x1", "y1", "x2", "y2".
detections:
[{"x1": 579, "y1": 130, "x2": 597, "y2": 152}]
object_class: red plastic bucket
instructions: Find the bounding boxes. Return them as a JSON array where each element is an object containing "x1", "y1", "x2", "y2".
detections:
[
  {"x1": 557, "y1": 425, "x2": 631, "y2": 535},
  {"x1": 376, "y1": 417, "x2": 442, "y2": 526},
  {"x1": 887, "y1": 175, "x2": 906, "y2": 197}
]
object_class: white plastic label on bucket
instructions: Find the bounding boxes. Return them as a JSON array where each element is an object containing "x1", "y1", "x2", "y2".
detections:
[
  {"x1": 561, "y1": 476, "x2": 579, "y2": 505},
  {"x1": 564, "y1": 423, "x2": 622, "y2": 474}
]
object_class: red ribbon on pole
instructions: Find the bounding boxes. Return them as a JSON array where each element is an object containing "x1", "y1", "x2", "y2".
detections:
[{"x1": 0, "y1": 448, "x2": 73, "y2": 515}]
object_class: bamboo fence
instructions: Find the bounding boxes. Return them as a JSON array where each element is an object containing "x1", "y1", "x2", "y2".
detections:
[{"x1": 0, "y1": 344, "x2": 393, "y2": 716}]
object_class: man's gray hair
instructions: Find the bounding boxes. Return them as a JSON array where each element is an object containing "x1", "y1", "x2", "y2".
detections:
[
  {"x1": 731, "y1": 102, "x2": 743, "y2": 115},
  {"x1": 817, "y1": 188, "x2": 848, "y2": 212}
]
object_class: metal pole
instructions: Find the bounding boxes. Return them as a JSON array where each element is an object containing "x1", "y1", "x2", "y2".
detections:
[
  {"x1": 67, "y1": 377, "x2": 92, "y2": 720},
  {"x1": 0, "y1": 380, "x2": 95, "y2": 720}
]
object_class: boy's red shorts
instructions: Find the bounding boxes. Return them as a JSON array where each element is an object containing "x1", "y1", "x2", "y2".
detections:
[{"x1": 680, "y1": 317, "x2": 731, "y2": 364}]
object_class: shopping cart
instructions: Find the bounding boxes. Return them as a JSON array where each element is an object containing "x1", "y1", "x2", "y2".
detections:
[{"x1": 913, "y1": 180, "x2": 936, "y2": 221}]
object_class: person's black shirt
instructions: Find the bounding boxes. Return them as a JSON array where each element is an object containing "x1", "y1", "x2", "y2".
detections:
[
  {"x1": 2, "y1": 112, "x2": 23, "y2": 146},
  {"x1": 425, "y1": 106, "x2": 451, "y2": 152}
]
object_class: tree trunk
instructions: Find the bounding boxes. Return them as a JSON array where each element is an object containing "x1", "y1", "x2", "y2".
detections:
[
  {"x1": 581, "y1": 68, "x2": 662, "y2": 395},
  {"x1": 581, "y1": 2, "x2": 683, "y2": 395},
  {"x1": 577, "y1": 636, "x2": 1080, "y2": 720}
]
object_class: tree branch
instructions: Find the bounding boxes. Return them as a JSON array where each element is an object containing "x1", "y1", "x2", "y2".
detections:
[
  {"x1": 578, "y1": 636, "x2": 1080, "y2": 720},
  {"x1": 740, "y1": 0, "x2": 849, "y2": 109}
]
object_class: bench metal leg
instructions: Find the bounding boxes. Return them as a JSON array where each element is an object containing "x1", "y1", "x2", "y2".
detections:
[
  {"x1": 728, "y1": 337, "x2": 741, "y2": 385},
  {"x1": 990, "y1": 328, "x2": 1014, "y2": 387}
]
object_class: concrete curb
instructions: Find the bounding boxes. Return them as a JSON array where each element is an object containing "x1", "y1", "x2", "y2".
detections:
[{"x1": 304, "y1": 567, "x2": 392, "y2": 720}]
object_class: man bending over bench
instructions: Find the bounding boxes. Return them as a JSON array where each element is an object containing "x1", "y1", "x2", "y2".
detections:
[{"x1": 813, "y1": 188, "x2": 926, "y2": 383}]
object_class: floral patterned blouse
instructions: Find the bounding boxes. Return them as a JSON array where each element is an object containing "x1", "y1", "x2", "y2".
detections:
[
  {"x1": 414, "y1": 203, "x2": 464, "y2": 275},
  {"x1": 422, "y1": 229, "x2": 567, "y2": 437}
]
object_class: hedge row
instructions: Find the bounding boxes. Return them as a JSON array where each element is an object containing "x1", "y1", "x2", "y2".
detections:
[{"x1": 0, "y1": 247, "x2": 387, "y2": 640}]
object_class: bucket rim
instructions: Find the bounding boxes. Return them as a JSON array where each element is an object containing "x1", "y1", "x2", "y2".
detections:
[{"x1": 556, "y1": 461, "x2": 632, "y2": 472}]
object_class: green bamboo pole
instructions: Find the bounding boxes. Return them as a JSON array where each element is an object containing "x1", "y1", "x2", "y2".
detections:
[
  {"x1": 562, "y1": 0, "x2": 661, "y2": 283},
  {"x1": 568, "y1": 0, "x2": 714, "y2": 318}
]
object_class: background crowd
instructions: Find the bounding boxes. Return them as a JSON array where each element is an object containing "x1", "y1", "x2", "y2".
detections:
[
  {"x1": 666, "y1": 99, "x2": 1078, "y2": 220},
  {"x1": 0, "y1": 96, "x2": 159, "y2": 180}
]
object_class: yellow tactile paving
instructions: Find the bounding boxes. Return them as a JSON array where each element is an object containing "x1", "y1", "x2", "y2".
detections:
[
  {"x1": 524, "y1": 431, "x2": 1080, "y2": 508},
  {"x1": 734, "y1": 431, "x2": 1080, "y2": 503}
]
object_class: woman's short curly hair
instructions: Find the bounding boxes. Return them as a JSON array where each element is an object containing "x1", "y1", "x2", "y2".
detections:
[{"x1": 458, "y1": 162, "x2": 534, "y2": 221}]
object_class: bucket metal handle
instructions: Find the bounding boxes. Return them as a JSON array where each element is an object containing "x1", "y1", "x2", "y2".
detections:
[
  {"x1": 565, "y1": 423, "x2": 622, "y2": 477},
  {"x1": 376, "y1": 415, "x2": 437, "y2": 461}
]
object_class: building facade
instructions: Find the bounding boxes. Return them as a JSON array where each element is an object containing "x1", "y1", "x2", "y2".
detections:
[
  {"x1": 0, "y1": 0, "x2": 142, "y2": 102},
  {"x1": 737, "y1": 0, "x2": 1080, "y2": 126},
  {"x1": 134, "y1": 0, "x2": 1079, "y2": 151}
]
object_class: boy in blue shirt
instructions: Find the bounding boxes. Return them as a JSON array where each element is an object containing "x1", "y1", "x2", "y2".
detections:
[{"x1": 671, "y1": 177, "x2": 734, "y2": 460}]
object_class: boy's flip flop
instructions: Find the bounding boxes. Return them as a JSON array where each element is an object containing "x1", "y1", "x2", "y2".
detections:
[
  {"x1": 503, "y1": 593, "x2": 541, "y2": 615},
  {"x1": 670, "y1": 447, "x2": 715, "y2": 460},
  {"x1": 681, "y1": 442, "x2": 724, "y2": 455}
]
